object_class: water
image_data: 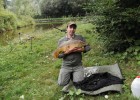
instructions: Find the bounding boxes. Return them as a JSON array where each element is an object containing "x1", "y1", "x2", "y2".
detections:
[{"x1": 0, "y1": 23, "x2": 63, "y2": 46}]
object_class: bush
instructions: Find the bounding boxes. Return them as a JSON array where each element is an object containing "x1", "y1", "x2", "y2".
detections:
[
  {"x1": 0, "y1": 9, "x2": 17, "y2": 31},
  {"x1": 0, "y1": 9, "x2": 35, "y2": 31},
  {"x1": 16, "y1": 15, "x2": 35, "y2": 28},
  {"x1": 92, "y1": 0, "x2": 140, "y2": 52}
]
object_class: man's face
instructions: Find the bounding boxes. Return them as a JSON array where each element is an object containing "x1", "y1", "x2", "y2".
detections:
[{"x1": 67, "y1": 25, "x2": 76, "y2": 36}]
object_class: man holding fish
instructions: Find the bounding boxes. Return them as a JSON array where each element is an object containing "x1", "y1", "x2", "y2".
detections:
[{"x1": 54, "y1": 21, "x2": 91, "y2": 93}]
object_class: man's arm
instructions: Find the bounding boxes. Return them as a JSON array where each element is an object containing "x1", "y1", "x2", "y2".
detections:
[
  {"x1": 58, "y1": 52, "x2": 65, "y2": 58},
  {"x1": 83, "y1": 44, "x2": 91, "y2": 53}
]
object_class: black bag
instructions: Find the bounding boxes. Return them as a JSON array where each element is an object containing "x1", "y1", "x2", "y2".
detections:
[{"x1": 73, "y1": 72, "x2": 124, "y2": 91}]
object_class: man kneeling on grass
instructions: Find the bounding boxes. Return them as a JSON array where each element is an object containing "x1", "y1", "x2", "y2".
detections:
[{"x1": 55, "y1": 22, "x2": 91, "y2": 93}]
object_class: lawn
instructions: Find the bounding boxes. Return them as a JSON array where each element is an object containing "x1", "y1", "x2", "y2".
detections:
[{"x1": 0, "y1": 21, "x2": 139, "y2": 100}]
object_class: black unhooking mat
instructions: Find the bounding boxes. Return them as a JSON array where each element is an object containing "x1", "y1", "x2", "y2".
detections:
[{"x1": 73, "y1": 72, "x2": 124, "y2": 91}]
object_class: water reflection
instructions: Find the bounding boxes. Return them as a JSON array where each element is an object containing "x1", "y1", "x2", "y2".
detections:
[{"x1": 0, "y1": 23, "x2": 62, "y2": 46}]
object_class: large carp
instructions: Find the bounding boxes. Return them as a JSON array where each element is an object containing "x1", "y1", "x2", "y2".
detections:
[{"x1": 53, "y1": 39, "x2": 87, "y2": 58}]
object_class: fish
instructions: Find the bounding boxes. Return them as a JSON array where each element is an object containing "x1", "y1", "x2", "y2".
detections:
[{"x1": 53, "y1": 39, "x2": 87, "y2": 58}]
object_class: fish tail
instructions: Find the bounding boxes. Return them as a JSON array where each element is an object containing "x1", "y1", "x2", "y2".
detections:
[{"x1": 53, "y1": 51, "x2": 59, "y2": 58}]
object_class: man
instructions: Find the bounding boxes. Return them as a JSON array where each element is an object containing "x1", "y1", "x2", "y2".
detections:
[{"x1": 57, "y1": 22, "x2": 91, "y2": 93}]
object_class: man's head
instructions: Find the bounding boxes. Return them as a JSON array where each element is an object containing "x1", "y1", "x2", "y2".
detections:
[
  {"x1": 67, "y1": 22, "x2": 77, "y2": 29},
  {"x1": 67, "y1": 22, "x2": 77, "y2": 37}
]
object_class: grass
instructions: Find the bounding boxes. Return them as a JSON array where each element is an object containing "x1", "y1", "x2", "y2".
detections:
[{"x1": 0, "y1": 21, "x2": 140, "y2": 100}]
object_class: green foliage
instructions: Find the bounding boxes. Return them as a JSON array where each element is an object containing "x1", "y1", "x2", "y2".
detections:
[
  {"x1": 59, "y1": 89, "x2": 85, "y2": 100},
  {"x1": 0, "y1": 9, "x2": 35, "y2": 31},
  {"x1": 117, "y1": 0, "x2": 140, "y2": 8},
  {"x1": 6, "y1": 0, "x2": 94, "y2": 18},
  {"x1": 87, "y1": 0, "x2": 140, "y2": 52},
  {"x1": 0, "y1": 9, "x2": 17, "y2": 31},
  {"x1": 16, "y1": 15, "x2": 35, "y2": 28},
  {"x1": 39, "y1": 0, "x2": 88, "y2": 18},
  {"x1": 0, "y1": 0, "x2": 36, "y2": 32},
  {"x1": 10, "y1": 0, "x2": 41, "y2": 17},
  {"x1": 0, "y1": 0, "x2": 4, "y2": 9}
]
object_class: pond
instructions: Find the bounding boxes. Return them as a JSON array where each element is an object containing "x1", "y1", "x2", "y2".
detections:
[{"x1": 0, "y1": 23, "x2": 63, "y2": 46}]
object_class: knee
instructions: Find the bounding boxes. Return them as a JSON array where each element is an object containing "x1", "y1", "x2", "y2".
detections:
[
  {"x1": 58, "y1": 78, "x2": 70, "y2": 86},
  {"x1": 58, "y1": 81, "x2": 68, "y2": 86}
]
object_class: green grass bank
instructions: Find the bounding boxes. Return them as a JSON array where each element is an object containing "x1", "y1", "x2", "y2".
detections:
[
  {"x1": 0, "y1": 21, "x2": 140, "y2": 100},
  {"x1": 0, "y1": 8, "x2": 35, "y2": 32}
]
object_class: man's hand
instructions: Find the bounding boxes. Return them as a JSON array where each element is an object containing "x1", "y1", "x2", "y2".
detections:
[{"x1": 64, "y1": 47, "x2": 84, "y2": 54}]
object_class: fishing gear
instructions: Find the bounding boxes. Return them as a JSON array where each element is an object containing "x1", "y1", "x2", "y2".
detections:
[
  {"x1": 53, "y1": 27, "x2": 66, "y2": 33},
  {"x1": 18, "y1": 32, "x2": 22, "y2": 43},
  {"x1": 29, "y1": 36, "x2": 34, "y2": 51},
  {"x1": 18, "y1": 32, "x2": 34, "y2": 51}
]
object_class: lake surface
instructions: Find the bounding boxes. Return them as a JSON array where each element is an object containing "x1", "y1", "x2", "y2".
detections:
[{"x1": 0, "y1": 23, "x2": 63, "y2": 46}]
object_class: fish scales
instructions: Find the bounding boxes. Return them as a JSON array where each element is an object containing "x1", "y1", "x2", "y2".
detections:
[{"x1": 53, "y1": 39, "x2": 86, "y2": 58}]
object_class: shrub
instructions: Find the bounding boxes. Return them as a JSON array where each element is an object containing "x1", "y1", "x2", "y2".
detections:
[
  {"x1": 0, "y1": 9, "x2": 17, "y2": 31},
  {"x1": 92, "y1": 0, "x2": 140, "y2": 52}
]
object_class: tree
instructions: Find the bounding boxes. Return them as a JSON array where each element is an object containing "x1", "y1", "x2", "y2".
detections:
[
  {"x1": 0, "y1": 0, "x2": 6, "y2": 9},
  {"x1": 39, "y1": 0, "x2": 88, "y2": 17},
  {"x1": 9, "y1": 0, "x2": 41, "y2": 17},
  {"x1": 89, "y1": 0, "x2": 140, "y2": 52}
]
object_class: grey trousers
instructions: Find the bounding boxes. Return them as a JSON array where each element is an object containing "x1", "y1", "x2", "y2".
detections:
[{"x1": 58, "y1": 66, "x2": 84, "y2": 86}]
